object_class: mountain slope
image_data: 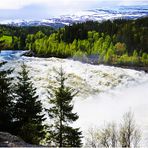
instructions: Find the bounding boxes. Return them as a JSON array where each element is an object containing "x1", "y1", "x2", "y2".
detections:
[{"x1": 0, "y1": 5, "x2": 147, "y2": 28}]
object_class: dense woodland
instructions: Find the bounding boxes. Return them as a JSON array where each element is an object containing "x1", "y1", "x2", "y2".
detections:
[
  {"x1": 0, "y1": 17, "x2": 148, "y2": 66},
  {"x1": 0, "y1": 25, "x2": 55, "y2": 50}
]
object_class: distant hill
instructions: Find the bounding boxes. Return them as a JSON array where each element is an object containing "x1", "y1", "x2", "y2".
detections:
[{"x1": 0, "y1": 5, "x2": 147, "y2": 28}]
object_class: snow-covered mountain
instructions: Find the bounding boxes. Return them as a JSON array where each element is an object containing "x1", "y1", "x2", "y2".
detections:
[{"x1": 0, "y1": 5, "x2": 148, "y2": 27}]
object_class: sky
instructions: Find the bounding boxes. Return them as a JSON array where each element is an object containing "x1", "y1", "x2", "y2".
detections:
[{"x1": 0, "y1": 0, "x2": 147, "y2": 20}]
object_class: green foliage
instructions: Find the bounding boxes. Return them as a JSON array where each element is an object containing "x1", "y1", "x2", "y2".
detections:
[
  {"x1": 0, "y1": 17, "x2": 147, "y2": 66},
  {"x1": 0, "y1": 25, "x2": 55, "y2": 50},
  {"x1": 104, "y1": 45, "x2": 115, "y2": 63},
  {"x1": 0, "y1": 35, "x2": 12, "y2": 49},
  {"x1": 116, "y1": 51, "x2": 140, "y2": 66},
  {"x1": 35, "y1": 31, "x2": 46, "y2": 39},
  {"x1": 18, "y1": 122, "x2": 46, "y2": 145},
  {"x1": 47, "y1": 68, "x2": 82, "y2": 147},
  {"x1": 26, "y1": 23, "x2": 148, "y2": 66},
  {"x1": 0, "y1": 35, "x2": 12, "y2": 44},
  {"x1": 0, "y1": 62, "x2": 14, "y2": 132},
  {"x1": 0, "y1": 40, "x2": 5, "y2": 50},
  {"x1": 141, "y1": 53, "x2": 148, "y2": 65},
  {"x1": 14, "y1": 63, "x2": 46, "y2": 144},
  {"x1": 59, "y1": 17, "x2": 147, "y2": 53},
  {"x1": 24, "y1": 17, "x2": 148, "y2": 66}
]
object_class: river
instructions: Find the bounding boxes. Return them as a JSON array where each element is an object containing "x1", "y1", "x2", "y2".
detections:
[{"x1": 1, "y1": 50, "x2": 148, "y2": 146}]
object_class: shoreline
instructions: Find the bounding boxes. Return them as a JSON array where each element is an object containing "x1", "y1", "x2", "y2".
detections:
[
  {"x1": 106, "y1": 64, "x2": 148, "y2": 73},
  {"x1": 23, "y1": 50, "x2": 148, "y2": 73}
]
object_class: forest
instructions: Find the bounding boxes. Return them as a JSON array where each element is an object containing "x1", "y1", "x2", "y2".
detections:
[{"x1": 0, "y1": 17, "x2": 148, "y2": 66}]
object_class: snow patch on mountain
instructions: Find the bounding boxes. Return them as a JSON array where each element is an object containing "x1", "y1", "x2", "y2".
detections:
[{"x1": 0, "y1": 5, "x2": 147, "y2": 27}]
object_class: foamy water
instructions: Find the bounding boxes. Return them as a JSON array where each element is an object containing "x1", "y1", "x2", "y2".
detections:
[{"x1": 1, "y1": 51, "x2": 148, "y2": 146}]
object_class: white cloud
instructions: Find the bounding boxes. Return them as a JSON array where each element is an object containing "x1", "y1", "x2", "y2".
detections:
[
  {"x1": 0, "y1": 0, "x2": 100, "y2": 10},
  {"x1": 0, "y1": 0, "x2": 100, "y2": 11},
  {"x1": 117, "y1": 0, "x2": 147, "y2": 5},
  {"x1": 0, "y1": 0, "x2": 146, "y2": 10},
  {"x1": 0, "y1": 0, "x2": 43, "y2": 9}
]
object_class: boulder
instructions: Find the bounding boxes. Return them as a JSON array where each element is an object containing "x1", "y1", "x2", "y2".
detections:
[{"x1": 0, "y1": 132, "x2": 34, "y2": 147}]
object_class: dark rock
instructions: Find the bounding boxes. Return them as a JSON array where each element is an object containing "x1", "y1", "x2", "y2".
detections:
[
  {"x1": 22, "y1": 50, "x2": 36, "y2": 57},
  {"x1": 0, "y1": 132, "x2": 36, "y2": 147}
]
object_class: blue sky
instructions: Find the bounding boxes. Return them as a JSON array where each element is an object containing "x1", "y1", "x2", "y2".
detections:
[{"x1": 0, "y1": 0, "x2": 147, "y2": 20}]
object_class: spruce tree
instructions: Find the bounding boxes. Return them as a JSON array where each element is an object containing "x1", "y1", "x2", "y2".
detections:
[
  {"x1": 47, "y1": 67, "x2": 82, "y2": 147},
  {"x1": 0, "y1": 62, "x2": 14, "y2": 132},
  {"x1": 14, "y1": 63, "x2": 45, "y2": 144}
]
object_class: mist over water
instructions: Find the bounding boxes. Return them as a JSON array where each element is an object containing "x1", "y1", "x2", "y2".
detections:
[{"x1": 74, "y1": 81, "x2": 148, "y2": 146}]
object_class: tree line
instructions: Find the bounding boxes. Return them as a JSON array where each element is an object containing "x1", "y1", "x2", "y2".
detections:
[
  {"x1": 26, "y1": 28, "x2": 148, "y2": 66},
  {"x1": 0, "y1": 25, "x2": 55, "y2": 50},
  {"x1": 25, "y1": 17, "x2": 148, "y2": 66},
  {"x1": 0, "y1": 62, "x2": 82, "y2": 146},
  {"x1": 0, "y1": 17, "x2": 148, "y2": 66}
]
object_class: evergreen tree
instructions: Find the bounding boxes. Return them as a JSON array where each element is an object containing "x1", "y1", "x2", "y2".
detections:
[
  {"x1": 47, "y1": 67, "x2": 82, "y2": 147},
  {"x1": 14, "y1": 63, "x2": 45, "y2": 144},
  {"x1": 0, "y1": 62, "x2": 14, "y2": 132},
  {"x1": 0, "y1": 40, "x2": 5, "y2": 51}
]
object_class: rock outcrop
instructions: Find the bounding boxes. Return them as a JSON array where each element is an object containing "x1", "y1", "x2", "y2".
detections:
[{"x1": 0, "y1": 132, "x2": 34, "y2": 147}]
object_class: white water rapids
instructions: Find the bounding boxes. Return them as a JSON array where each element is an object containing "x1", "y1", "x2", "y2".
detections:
[{"x1": 1, "y1": 51, "x2": 148, "y2": 146}]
